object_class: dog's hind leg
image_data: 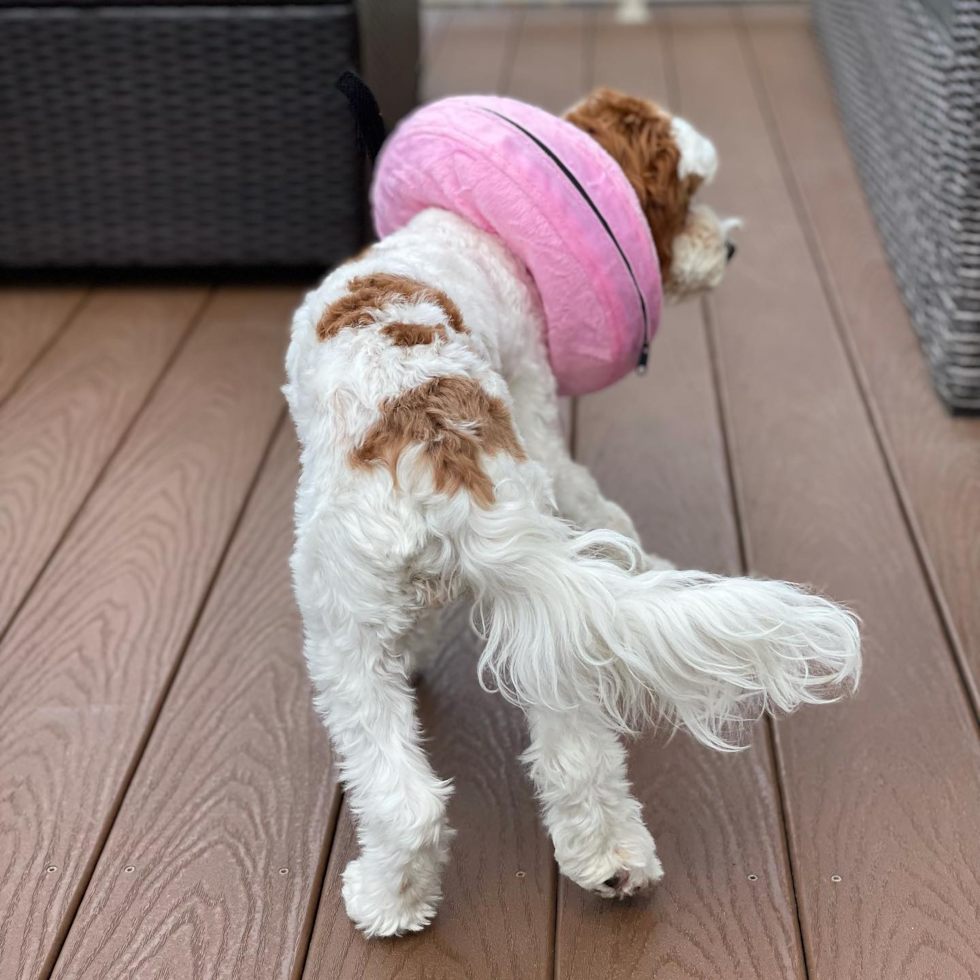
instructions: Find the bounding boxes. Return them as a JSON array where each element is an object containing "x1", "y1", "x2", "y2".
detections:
[
  {"x1": 303, "y1": 614, "x2": 454, "y2": 937},
  {"x1": 506, "y1": 357, "x2": 674, "y2": 571},
  {"x1": 293, "y1": 512, "x2": 455, "y2": 938},
  {"x1": 523, "y1": 704, "x2": 664, "y2": 899}
]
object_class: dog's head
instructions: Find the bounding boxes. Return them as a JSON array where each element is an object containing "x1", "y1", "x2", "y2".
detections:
[{"x1": 565, "y1": 88, "x2": 739, "y2": 301}]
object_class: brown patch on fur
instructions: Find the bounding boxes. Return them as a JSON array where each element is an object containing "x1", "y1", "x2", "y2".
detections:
[
  {"x1": 316, "y1": 286, "x2": 380, "y2": 341},
  {"x1": 351, "y1": 274, "x2": 468, "y2": 335},
  {"x1": 565, "y1": 89, "x2": 701, "y2": 278},
  {"x1": 316, "y1": 273, "x2": 469, "y2": 342},
  {"x1": 380, "y1": 321, "x2": 448, "y2": 346},
  {"x1": 351, "y1": 376, "x2": 526, "y2": 507}
]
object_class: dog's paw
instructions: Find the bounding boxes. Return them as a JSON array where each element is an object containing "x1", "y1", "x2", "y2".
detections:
[
  {"x1": 341, "y1": 856, "x2": 443, "y2": 937},
  {"x1": 555, "y1": 820, "x2": 664, "y2": 900},
  {"x1": 590, "y1": 843, "x2": 664, "y2": 899}
]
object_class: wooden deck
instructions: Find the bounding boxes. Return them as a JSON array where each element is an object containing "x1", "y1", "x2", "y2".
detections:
[{"x1": 2, "y1": 7, "x2": 979, "y2": 979}]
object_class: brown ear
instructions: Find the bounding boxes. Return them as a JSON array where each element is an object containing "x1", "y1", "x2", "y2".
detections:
[{"x1": 565, "y1": 89, "x2": 697, "y2": 278}]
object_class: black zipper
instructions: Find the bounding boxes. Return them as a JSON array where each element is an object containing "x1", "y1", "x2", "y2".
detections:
[{"x1": 479, "y1": 107, "x2": 651, "y2": 373}]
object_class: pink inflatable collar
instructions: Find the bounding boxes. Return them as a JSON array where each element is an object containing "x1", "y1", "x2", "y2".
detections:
[{"x1": 371, "y1": 95, "x2": 662, "y2": 396}]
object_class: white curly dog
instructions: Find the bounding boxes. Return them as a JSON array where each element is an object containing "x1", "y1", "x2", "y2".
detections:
[{"x1": 284, "y1": 89, "x2": 861, "y2": 937}]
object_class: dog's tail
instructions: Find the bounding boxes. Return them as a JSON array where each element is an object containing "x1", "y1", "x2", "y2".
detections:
[{"x1": 459, "y1": 501, "x2": 860, "y2": 750}]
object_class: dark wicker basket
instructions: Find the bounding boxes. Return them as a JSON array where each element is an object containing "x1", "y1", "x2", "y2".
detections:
[
  {"x1": 0, "y1": 3, "x2": 369, "y2": 269},
  {"x1": 813, "y1": 0, "x2": 980, "y2": 411}
]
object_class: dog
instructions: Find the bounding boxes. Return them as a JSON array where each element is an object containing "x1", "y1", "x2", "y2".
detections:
[{"x1": 284, "y1": 89, "x2": 861, "y2": 937}]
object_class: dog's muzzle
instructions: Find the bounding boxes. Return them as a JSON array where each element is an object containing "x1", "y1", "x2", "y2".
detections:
[{"x1": 725, "y1": 240, "x2": 737, "y2": 262}]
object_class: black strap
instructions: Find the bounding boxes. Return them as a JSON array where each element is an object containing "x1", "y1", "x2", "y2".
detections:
[{"x1": 337, "y1": 71, "x2": 387, "y2": 164}]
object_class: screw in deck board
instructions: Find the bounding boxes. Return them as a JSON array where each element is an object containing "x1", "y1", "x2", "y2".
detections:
[
  {"x1": 279, "y1": 868, "x2": 289, "y2": 876},
  {"x1": 747, "y1": 874, "x2": 758, "y2": 881},
  {"x1": 831, "y1": 874, "x2": 842, "y2": 882}
]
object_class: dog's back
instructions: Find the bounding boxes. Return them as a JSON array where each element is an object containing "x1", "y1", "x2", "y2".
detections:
[{"x1": 284, "y1": 208, "x2": 549, "y2": 624}]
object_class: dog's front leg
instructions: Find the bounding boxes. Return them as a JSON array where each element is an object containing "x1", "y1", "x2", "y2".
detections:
[
  {"x1": 305, "y1": 626, "x2": 454, "y2": 937},
  {"x1": 507, "y1": 359, "x2": 674, "y2": 571},
  {"x1": 523, "y1": 704, "x2": 664, "y2": 898}
]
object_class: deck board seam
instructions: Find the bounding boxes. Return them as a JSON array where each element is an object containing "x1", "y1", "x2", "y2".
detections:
[
  {"x1": 0, "y1": 288, "x2": 212, "y2": 649},
  {"x1": 734, "y1": 6, "x2": 980, "y2": 735},
  {"x1": 765, "y1": 716, "x2": 812, "y2": 980},
  {"x1": 497, "y1": 8, "x2": 524, "y2": 97},
  {"x1": 428, "y1": 7, "x2": 455, "y2": 65},
  {"x1": 43, "y1": 405, "x2": 291, "y2": 980},
  {"x1": 702, "y1": 292, "x2": 810, "y2": 980},
  {"x1": 293, "y1": 789, "x2": 343, "y2": 980},
  {"x1": 700, "y1": 296, "x2": 749, "y2": 574},
  {"x1": 0, "y1": 287, "x2": 92, "y2": 411}
]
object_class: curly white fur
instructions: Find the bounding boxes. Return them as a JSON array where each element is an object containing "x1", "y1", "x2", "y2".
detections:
[
  {"x1": 285, "y1": 206, "x2": 860, "y2": 937},
  {"x1": 465, "y1": 505, "x2": 860, "y2": 747}
]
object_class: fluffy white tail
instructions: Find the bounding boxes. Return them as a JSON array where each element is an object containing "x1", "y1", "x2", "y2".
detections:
[{"x1": 460, "y1": 503, "x2": 860, "y2": 750}]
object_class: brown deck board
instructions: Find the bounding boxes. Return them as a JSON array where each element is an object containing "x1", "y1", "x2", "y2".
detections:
[
  {"x1": 421, "y1": 7, "x2": 452, "y2": 66},
  {"x1": 556, "y1": 15, "x2": 805, "y2": 980},
  {"x1": 51, "y1": 422, "x2": 337, "y2": 980},
  {"x1": 0, "y1": 289, "x2": 87, "y2": 405},
  {"x1": 0, "y1": 288, "x2": 297, "y2": 980},
  {"x1": 304, "y1": 12, "x2": 557, "y2": 979},
  {"x1": 507, "y1": 8, "x2": 591, "y2": 112},
  {"x1": 741, "y1": 7, "x2": 980, "y2": 716},
  {"x1": 668, "y1": 10, "x2": 980, "y2": 978},
  {"x1": 423, "y1": 7, "x2": 516, "y2": 101},
  {"x1": 0, "y1": 288, "x2": 205, "y2": 638}
]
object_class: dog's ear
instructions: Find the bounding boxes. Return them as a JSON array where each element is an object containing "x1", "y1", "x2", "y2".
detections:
[
  {"x1": 669, "y1": 116, "x2": 718, "y2": 184},
  {"x1": 564, "y1": 88, "x2": 674, "y2": 164},
  {"x1": 564, "y1": 88, "x2": 696, "y2": 280}
]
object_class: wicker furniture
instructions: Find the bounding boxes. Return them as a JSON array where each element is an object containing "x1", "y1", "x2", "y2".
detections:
[
  {"x1": 813, "y1": 0, "x2": 980, "y2": 411},
  {"x1": 0, "y1": 0, "x2": 418, "y2": 270}
]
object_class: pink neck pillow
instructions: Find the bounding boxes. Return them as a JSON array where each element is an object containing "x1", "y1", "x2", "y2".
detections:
[{"x1": 371, "y1": 95, "x2": 662, "y2": 396}]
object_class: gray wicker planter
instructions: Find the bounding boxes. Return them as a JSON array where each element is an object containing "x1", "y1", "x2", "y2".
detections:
[
  {"x1": 1, "y1": 3, "x2": 369, "y2": 269},
  {"x1": 812, "y1": 0, "x2": 980, "y2": 411}
]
